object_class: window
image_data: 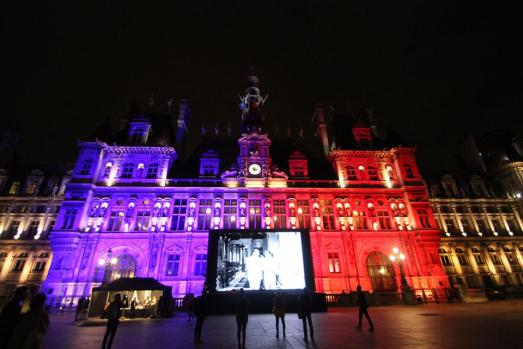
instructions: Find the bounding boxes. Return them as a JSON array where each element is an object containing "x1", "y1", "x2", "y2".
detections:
[
  {"x1": 506, "y1": 219, "x2": 519, "y2": 233},
  {"x1": 471, "y1": 248, "x2": 485, "y2": 265},
  {"x1": 248, "y1": 200, "x2": 262, "y2": 229},
  {"x1": 439, "y1": 248, "x2": 453, "y2": 266},
  {"x1": 166, "y1": 254, "x2": 181, "y2": 276},
  {"x1": 492, "y1": 219, "x2": 503, "y2": 233},
  {"x1": 460, "y1": 219, "x2": 471, "y2": 233},
  {"x1": 107, "y1": 211, "x2": 124, "y2": 231},
  {"x1": 377, "y1": 211, "x2": 392, "y2": 229},
  {"x1": 297, "y1": 200, "x2": 310, "y2": 228},
  {"x1": 488, "y1": 247, "x2": 502, "y2": 265},
  {"x1": 170, "y1": 199, "x2": 187, "y2": 231},
  {"x1": 11, "y1": 252, "x2": 28, "y2": 272},
  {"x1": 366, "y1": 252, "x2": 396, "y2": 291},
  {"x1": 32, "y1": 253, "x2": 49, "y2": 272},
  {"x1": 320, "y1": 199, "x2": 335, "y2": 230},
  {"x1": 404, "y1": 165, "x2": 415, "y2": 178},
  {"x1": 194, "y1": 254, "x2": 207, "y2": 276},
  {"x1": 273, "y1": 200, "x2": 286, "y2": 229},
  {"x1": 6, "y1": 220, "x2": 21, "y2": 238},
  {"x1": 103, "y1": 162, "x2": 113, "y2": 177},
  {"x1": 504, "y1": 247, "x2": 519, "y2": 266},
  {"x1": 130, "y1": 128, "x2": 144, "y2": 144},
  {"x1": 79, "y1": 159, "x2": 93, "y2": 175},
  {"x1": 197, "y1": 200, "x2": 212, "y2": 230},
  {"x1": 346, "y1": 166, "x2": 356, "y2": 180},
  {"x1": 147, "y1": 163, "x2": 159, "y2": 179},
  {"x1": 455, "y1": 248, "x2": 469, "y2": 266},
  {"x1": 135, "y1": 210, "x2": 151, "y2": 231},
  {"x1": 9, "y1": 181, "x2": 20, "y2": 195},
  {"x1": 328, "y1": 253, "x2": 341, "y2": 273},
  {"x1": 353, "y1": 210, "x2": 367, "y2": 230},
  {"x1": 121, "y1": 163, "x2": 134, "y2": 178},
  {"x1": 223, "y1": 200, "x2": 237, "y2": 229},
  {"x1": 476, "y1": 219, "x2": 487, "y2": 233},
  {"x1": 368, "y1": 166, "x2": 379, "y2": 180},
  {"x1": 417, "y1": 209, "x2": 430, "y2": 228},
  {"x1": 444, "y1": 219, "x2": 456, "y2": 233},
  {"x1": 61, "y1": 208, "x2": 77, "y2": 229},
  {"x1": 27, "y1": 221, "x2": 40, "y2": 238}
]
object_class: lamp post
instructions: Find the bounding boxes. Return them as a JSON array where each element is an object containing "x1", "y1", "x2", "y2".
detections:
[
  {"x1": 98, "y1": 248, "x2": 118, "y2": 284},
  {"x1": 389, "y1": 247, "x2": 414, "y2": 305}
]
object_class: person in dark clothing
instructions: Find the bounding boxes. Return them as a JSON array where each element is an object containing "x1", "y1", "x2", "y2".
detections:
[
  {"x1": 272, "y1": 291, "x2": 286, "y2": 338},
  {"x1": 297, "y1": 288, "x2": 314, "y2": 342},
  {"x1": 355, "y1": 285, "x2": 374, "y2": 331},
  {"x1": 8, "y1": 293, "x2": 49, "y2": 349},
  {"x1": 183, "y1": 293, "x2": 195, "y2": 322},
  {"x1": 193, "y1": 294, "x2": 207, "y2": 344},
  {"x1": 81, "y1": 298, "x2": 90, "y2": 320},
  {"x1": 0, "y1": 286, "x2": 29, "y2": 349},
  {"x1": 234, "y1": 289, "x2": 249, "y2": 349},
  {"x1": 102, "y1": 293, "x2": 128, "y2": 349},
  {"x1": 129, "y1": 299, "x2": 136, "y2": 319},
  {"x1": 75, "y1": 297, "x2": 85, "y2": 321}
]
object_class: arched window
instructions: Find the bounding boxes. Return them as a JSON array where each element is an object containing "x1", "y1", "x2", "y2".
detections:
[
  {"x1": 110, "y1": 254, "x2": 137, "y2": 281},
  {"x1": 471, "y1": 247, "x2": 486, "y2": 265},
  {"x1": 439, "y1": 248, "x2": 453, "y2": 266},
  {"x1": 366, "y1": 251, "x2": 396, "y2": 291},
  {"x1": 455, "y1": 248, "x2": 470, "y2": 266}
]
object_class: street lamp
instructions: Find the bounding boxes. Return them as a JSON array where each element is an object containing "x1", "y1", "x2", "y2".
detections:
[
  {"x1": 98, "y1": 248, "x2": 118, "y2": 284},
  {"x1": 389, "y1": 247, "x2": 414, "y2": 305}
]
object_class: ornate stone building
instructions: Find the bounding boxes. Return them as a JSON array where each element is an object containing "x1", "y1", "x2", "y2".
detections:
[
  {"x1": 41, "y1": 71, "x2": 449, "y2": 305},
  {"x1": 0, "y1": 169, "x2": 69, "y2": 300}
]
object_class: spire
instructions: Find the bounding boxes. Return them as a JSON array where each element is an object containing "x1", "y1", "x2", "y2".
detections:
[{"x1": 239, "y1": 67, "x2": 267, "y2": 135}]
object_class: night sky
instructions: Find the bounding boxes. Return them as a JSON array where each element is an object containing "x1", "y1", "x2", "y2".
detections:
[{"x1": 2, "y1": 1, "x2": 523, "y2": 172}]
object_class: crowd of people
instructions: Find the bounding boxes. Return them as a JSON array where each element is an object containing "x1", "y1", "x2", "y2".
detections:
[
  {"x1": 0, "y1": 285, "x2": 376, "y2": 348},
  {"x1": 0, "y1": 287, "x2": 49, "y2": 349}
]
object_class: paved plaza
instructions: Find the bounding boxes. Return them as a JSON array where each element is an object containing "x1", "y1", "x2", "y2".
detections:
[{"x1": 43, "y1": 300, "x2": 523, "y2": 349}]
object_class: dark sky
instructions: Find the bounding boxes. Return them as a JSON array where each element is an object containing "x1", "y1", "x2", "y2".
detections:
[{"x1": 2, "y1": 1, "x2": 523, "y2": 172}]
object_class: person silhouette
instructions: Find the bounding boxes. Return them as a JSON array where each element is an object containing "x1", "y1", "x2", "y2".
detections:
[
  {"x1": 193, "y1": 293, "x2": 207, "y2": 344},
  {"x1": 102, "y1": 294, "x2": 128, "y2": 349},
  {"x1": 297, "y1": 288, "x2": 314, "y2": 342},
  {"x1": 235, "y1": 289, "x2": 249, "y2": 349},
  {"x1": 272, "y1": 291, "x2": 286, "y2": 338},
  {"x1": 355, "y1": 285, "x2": 374, "y2": 331},
  {"x1": 0, "y1": 286, "x2": 29, "y2": 349},
  {"x1": 8, "y1": 293, "x2": 49, "y2": 349}
]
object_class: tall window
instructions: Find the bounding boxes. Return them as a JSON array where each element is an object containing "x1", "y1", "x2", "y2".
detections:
[
  {"x1": 346, "y1": 166, "x2": 357, "y2": 180},
  {"x1": 368, "y1": 166, "x2": 379, "y2": 180},
  {"x1": 194, "y1": 254, "x2": 207, "y2": 276},
  {"x1": 506, "y1": 218, "x2": 519, "y2": 233},
  {"x1": 491, "y1": 219, "x2": 503, "y2": 233},
  {"x1": 135, "y1": 210, "x2": 151, "y2": 231},
  {"x1": 455, "y1": 248, "x2": 470, "y2": 266},
  {"x1": 503, "y1": 247, "x2": 519, "y2": 266},
  {"x1": 223, "y1": 200, "x2": 237, "y2": 229},
  {"x1": 79, "y1": 158, "x2": 93, "y2": 175},
  {"x1": 353, "y1": 210, "x2": 367, "y2": 230},
  {"x1": 147, "y1": 163, "x2": 159, "y2": 179},
  {"x1": 377, "y1": 211, "x2": 392, "y2": 229},
  {"x1": 11, "y1": 252, "x2": 28, "y2": 272},
  {"x1": 121, "y1": 163, "x2": 134, "y2": 178},
  {"x1": 328, "y1": 253, "x2": 341, "y2": 273},
  {"x1": 6, "y1": 221, "x2": 20, "y2": 239},
  {"x1": 111, "y1": 254, "x2": 136, "y2": 280},
  {"x1": 439, "y1": 248, "x2": 453, "y2": 266},
  {"x1": 444, "y1": 219, "x2": 456, "y2": 233},
  {"x1": 107, "y1": 211, "x2": 124, "y2": 231},
  {"x1": 170, "y1": 199, "x2": 187, "y2": 231},
  {"x1": 273, "y1": 200, "x2": 286, "y2": 229},
  {"x1": 320, "y1": 200, "x2": 335, "y2": 230},
  {"x1": 27, "y1": 221, "x2": 40, "y2": 238},
  {"x1": 166, "y1": 254, "x2": 181, "y2": 276},
  {"x1": 297, "y1": 200, "x2": 310, "y2": 228},
  {"x1": 248, "y1": 200, "x2": 262, "y2": 229},
  {"x1": 197, "y1": 200, "x2": 212, "y2": 230},
  {"x1": 471, "y1": 248, "x2": 485, "y2": 265},
  {"x1": 366, "y1": 252, "x2": 396, "y2": 291},
  {"x1": 32, "y1": 253, "x2": 49, "y2": 272},
  {"x1": 404, "y1": 164, "x2": 414, "y2": 178},
  {"x1": 476, "y1": 219, "x2": 487, "y2": 233},
  {"x1": 417, "y1": 209, "x2": 430, "y2": 228},
  {"x1": 61, "y1": 209, "x2": 77, "y2": 229},
  {"x1": 488, "y1": 247, "x2": 502, "y2": 265},
  {"x1": 9, "y1": 181, "x2": 20, "y2": 195}
]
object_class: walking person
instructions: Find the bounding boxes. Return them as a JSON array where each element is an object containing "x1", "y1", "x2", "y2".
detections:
[
  {"x1": 234, "y1": 289, "x2": 249, "y2": 349},
  {"x1": 8, "y1": 293, "x2": 50, "y2": 349},
  {"x1": 297, "y1": 288, "x2": 314, "y2": 342},
  {"x1": 75, "y1": 297, "x2": 85, "y2": 321},
  {"x1": 193, "y1": 293, "x2": 207, "y2": 344},
  {"x1": 102, "y1": 294, "x2": 128, "y2": 349},
  {"x1": 81, "y1": 298, "x2": 90, "y2": 320},
  {"x1": 272, "y1": 291, "x2": 286, "y2": 338},
  {"x1": 183, "y1": 293, "x2": 195, "y2": 322},
  {"x1": 355, "y1": 285, "x2": 374, "y2": 331},
  {"x1": 0, "y1": 286, "x2": 29, "y2": 349}
]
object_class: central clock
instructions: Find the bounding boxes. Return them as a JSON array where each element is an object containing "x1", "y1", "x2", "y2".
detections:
[{"x1": 248, "y1": 163, "x2": 262, "y2": 176}]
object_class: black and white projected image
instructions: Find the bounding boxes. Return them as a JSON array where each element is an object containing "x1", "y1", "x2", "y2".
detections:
[{"x1": 216, "y1": 231, "x2": 306, "y2": 291}]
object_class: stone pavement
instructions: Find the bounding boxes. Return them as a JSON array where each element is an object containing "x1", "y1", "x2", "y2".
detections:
[{"x1": 43, "y1": 300, "x2": 523, "y2": 349}]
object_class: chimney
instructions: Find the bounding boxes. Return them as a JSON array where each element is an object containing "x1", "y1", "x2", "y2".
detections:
[{"x1": 312, "y1": 104, "x2": 330, "y2": 157}]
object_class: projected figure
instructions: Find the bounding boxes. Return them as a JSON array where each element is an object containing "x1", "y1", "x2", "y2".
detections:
[
  {"x1": 246, "y1": 249, "x2": 263, "y2": 290},
  {"x1": 263, "y1": 251, "x2": 278, "y2": 289}
]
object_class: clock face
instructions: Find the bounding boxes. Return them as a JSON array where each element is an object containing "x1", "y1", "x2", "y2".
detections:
[{"x1": 248, "y1": 163, "x2": 262, "y2": 176}]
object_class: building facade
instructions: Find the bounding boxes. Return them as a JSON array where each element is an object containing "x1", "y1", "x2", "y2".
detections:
[
  {"x1": 41, "y1": 72, "x2": 449, "y2": 304},
  {"x1": 0, "y1": 169, "x2": 68, "y2": 300}
]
